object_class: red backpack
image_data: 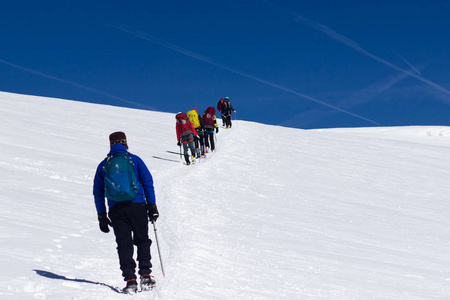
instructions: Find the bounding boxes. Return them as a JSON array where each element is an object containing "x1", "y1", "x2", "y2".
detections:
[
  {"x1": 176, "y1": 112, "x2": 193, "y2": 135},
  {"x1": 203, "y1": 107, "x2": 216, "y2": 128},
  {"x1": 217, "y1": 99, "x2": 224, "y2": 112}
]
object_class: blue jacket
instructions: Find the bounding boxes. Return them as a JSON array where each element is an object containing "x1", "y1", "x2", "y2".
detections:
[{"x1": 93, "y1": 143, "x2": 156, "y2": 214}]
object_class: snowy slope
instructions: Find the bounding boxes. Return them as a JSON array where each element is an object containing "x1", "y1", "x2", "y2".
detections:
[{"x1": 1, "y1": 91, "x2": 450, "y2": 299}]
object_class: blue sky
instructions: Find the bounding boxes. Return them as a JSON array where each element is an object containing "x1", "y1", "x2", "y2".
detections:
[{"x1": 1, "y1": 0, "x2": 449, "y2": 129}]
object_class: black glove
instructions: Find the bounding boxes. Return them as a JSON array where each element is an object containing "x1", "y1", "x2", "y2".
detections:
[
  {"x1": 215, "y1": 127, "x2": 219, "y2": 133},
  {"x1": 148, "y1": 204, "x2": 159, "y2": 222},
  {"x1": 177, "y1": 141, "x2": 181, "y2": 146},
  {"x1": 98, "y1": 213, "x2": 111, "y2": 233}
]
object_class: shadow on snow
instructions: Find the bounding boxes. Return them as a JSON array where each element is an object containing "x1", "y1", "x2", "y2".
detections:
[
  {"x1": 152, "y1": 156, "x2": 180, "y2": 163},
  {"x1": 33, "y1": 269, "x2": 121, "y2": 293},
  {"x1": 166, "y1": 150, "x2": 181, "y2": 156}
]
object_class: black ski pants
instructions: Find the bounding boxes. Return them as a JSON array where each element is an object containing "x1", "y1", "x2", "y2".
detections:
[
  {"x1": 223, "y1": 110, "x2": 232, "y2": 127},
  {"x1": 109, "y1": 202, "x2": 152, "y2": 281},
  {"x1": 194, "y1": 128, "x2": 205, "y2": 154},
  {"x1": 204, "y1": 129, "x2": 215, "y2": 151},
  {"x1": 224, "y1": 115, "x2": 232, "y2": 127}
]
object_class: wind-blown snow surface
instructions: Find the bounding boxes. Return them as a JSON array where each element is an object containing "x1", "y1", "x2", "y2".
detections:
[{"x1": 1, "y1": 91, "x2": 450, "y2": 299}]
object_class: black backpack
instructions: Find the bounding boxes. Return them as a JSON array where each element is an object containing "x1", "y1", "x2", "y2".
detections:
[{"x1": 221, "y1": 100, "x2": 231, "y2": 115}]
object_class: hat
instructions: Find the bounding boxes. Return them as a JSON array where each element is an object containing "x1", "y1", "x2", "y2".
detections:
[{"x1": 109, "y1": 131, "x2": 128, "y2": 149}]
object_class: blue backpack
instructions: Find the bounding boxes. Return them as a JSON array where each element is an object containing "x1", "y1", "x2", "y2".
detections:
[{"x1": 103, "y1": 153, "x2": 140, "y2": 202}]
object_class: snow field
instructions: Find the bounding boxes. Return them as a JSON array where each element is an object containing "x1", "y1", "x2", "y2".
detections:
[{"x1": 1, "y1": 91, "x2": 450, "y2": 299}]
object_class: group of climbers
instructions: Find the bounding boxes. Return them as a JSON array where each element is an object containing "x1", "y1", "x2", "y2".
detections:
[
  {"x1": 175, "y1": 97, "x2": 236, "y2": 165},
  {"x1": 175, "y1": 107, "x2": 218, "y2": 165}
]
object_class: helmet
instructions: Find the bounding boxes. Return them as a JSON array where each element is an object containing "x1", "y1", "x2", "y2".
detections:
[{"x1": 224, "y1": 97, "x2": 229, "y2": 100}]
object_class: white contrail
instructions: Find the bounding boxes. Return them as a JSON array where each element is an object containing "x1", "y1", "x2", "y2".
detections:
[
  {"x1": 111, "y1": 24, "x2": 380, "y2": 125},
  {"x1": 264, "y1": 1, "x2": 450, "y2": 96},
  {"x1": 398, "y1": 55, "x2": 422, "y2": 75},
  {"x1": 283, "y1": 72, "x2": 410, "y2": 127},
  {"x1": 0, "y1": 58, "x2": 152, "y2": 109}
]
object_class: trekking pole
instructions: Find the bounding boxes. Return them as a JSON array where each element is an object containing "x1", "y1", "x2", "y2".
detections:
[
  {"x1": 234, "y1": 111, "x2": 238, "y2": 128},
  {"x1": 152, "y1": 220, "x2": 165, "y2": 277},
  {"x1": 179, "y1": 143, "x2": 182, "y2": 159}
]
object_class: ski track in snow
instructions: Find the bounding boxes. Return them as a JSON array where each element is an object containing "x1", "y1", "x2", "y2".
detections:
[{"x1": 1, "y1": 91, "x2": 450, "y2": 299}]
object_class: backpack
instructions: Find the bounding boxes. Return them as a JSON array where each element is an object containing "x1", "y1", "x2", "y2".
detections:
[
  {"x1": 187, "y1": 110, "x2": 201, "y2": 128},
  {"x1": 103, "y1": 153, "x2": 139, "y2": 202},
  {"x1": 176, "y1": 112, "x2": 188, "y2": 124},
  {"x1": 222, "y1": 99, "x2": 231, "y2": 113},
  {"x1": 203, "y1": 107, "x2": 216, "y2": 128},
  {"x1": 176, "y1": 112, "x2": 194, "y2": 135},
  {"x1": 217, "y1": 99, "x2": 224, "y2": 112}
]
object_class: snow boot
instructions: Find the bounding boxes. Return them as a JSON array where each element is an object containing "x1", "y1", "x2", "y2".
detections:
[
  {"x1": 122, "y1": 279, "x2": 138, "y2": 294},
  {"x1": 140, "y1": 274, "x2": 155, "y2": 291},
  {"x1": 184, "y1": 154, "x2": 190, "y2": 165}
]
